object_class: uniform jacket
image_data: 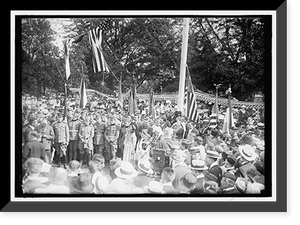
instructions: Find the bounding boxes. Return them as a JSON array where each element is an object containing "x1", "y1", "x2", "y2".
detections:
[
  {"x1": 35, "y1": 124, "x2": 54, "y2": 150},
  {"x1": 104, "y1": 124, "x2": 120, "y2": 146},
  {"x1": 93, "y1": 122, "x2": 106, "y2": 145},
  {"x1": 78, "y1": 124, "x2": 94, "y2": 149},
  {"x1": 68, "y1": 120, "x2": 81, "y2": 141},
  {"x1": 52, "y1": 121, "x2": 69, "y2": 143}
]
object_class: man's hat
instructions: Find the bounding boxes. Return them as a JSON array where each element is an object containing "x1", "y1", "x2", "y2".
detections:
[
  {"x1": 138, "y1": 159, "x2": 153, "y2": 174},
  {"x1": 69, "y1": 172, "x2": 94, "y2": 194},
  {"x1": 144, "y1": 181, "x2": 164, "y2": 194},
  {"x1": 114, "y1": 161, "x2": 138, "y2": 179},
  {"x1": 180, "y1": 173, "x2": 197, "y2": 191},
  {"x1": 238, "y1": 145, "x2": 258, "y2": 162},
  {"x1": 206, "y1": 150, "x2": 220, "y2": 159},
  {"x1": 190, "y1": 160, "x2": 208, "y2": 171},
  {"x1": 235, "y1": 177, "x2": 247, "y2": 193}
]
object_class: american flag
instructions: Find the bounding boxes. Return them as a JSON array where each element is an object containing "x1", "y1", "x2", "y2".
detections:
[
  {"x1": 88, "y1": 27, "x2": 110, "y2": 73},
  {"x1": 185, "y1": 67, "x2": 200, "y2": 123}
]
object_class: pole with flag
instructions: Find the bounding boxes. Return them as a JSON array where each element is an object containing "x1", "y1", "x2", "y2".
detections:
[
  {"x1": 222, "y1": 84, "x2": 234, "y2": 134},
  {"x1": 63, "y1": 39, "x2": 71, "y2": 120},
  {"x1": 177, "y1": 18, "x2": 190, "y2": 113}
]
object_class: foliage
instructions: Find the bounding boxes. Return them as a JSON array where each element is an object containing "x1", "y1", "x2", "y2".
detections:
[{"x1": 21, "y1": 17, "x2": 267, "y2": 101}]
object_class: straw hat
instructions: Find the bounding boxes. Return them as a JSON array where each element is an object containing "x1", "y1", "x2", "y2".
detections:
[
  {"x1": 114, "y1": 161, "x2": 138, "y2": 179},
  {"x1": 144, "y1": 181, "x2": 164, "y2": 194},
  {"x1": 137, "y1": 159, "x2": 153, "y2": 174},
  {"x1": 206, "y1": 150, "x2": 220, "y2": 159},
  {"x1": 190, "y1": 160, "x2": 208, "y2": 171},
  {"x1": 238, "y1": 145, "x2": 258, "y2": 161}
]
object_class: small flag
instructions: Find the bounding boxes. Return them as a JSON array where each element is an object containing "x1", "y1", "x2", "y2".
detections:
[
  {"x1": 63, "y1": 39, "x2": 71, "y2": 80},
  {"x1": 79, "y1": 77, "x2": 87, "y2": 109},
  {"x1": 88, "y1": 27, "x2": 110, "y2": 73}
]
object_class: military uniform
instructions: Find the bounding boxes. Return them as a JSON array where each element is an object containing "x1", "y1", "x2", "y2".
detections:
[
  {"x1": 104, "y1": 124, "x2": 120, "y2": 162},
  {"x1": 78, "y1": 123, "x2": 94, "y2": 165},
  {"x1": 52, "y1": 120, "x2": 69, "y2": 165},
  {"x1": 68, "y1": 119, "x2": 81, "y2": 161},
  {"x1": 93, "y1": 121, "x2": 106, "y2": 155}
]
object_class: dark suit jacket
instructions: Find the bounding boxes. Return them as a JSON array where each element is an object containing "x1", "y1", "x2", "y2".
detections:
[{"x1": 22, "y1": 140, "x2": 45, "y2": 161}]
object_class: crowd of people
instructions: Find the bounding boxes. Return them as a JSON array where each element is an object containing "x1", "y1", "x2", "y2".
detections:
[{"x1": 21, "y1": 92, "x2": 266, "y2": 195}]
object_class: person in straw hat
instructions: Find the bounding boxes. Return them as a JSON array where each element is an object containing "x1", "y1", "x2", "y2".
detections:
[
  {"x1": 235, "y1": 144, "x2": 258, "y2": 179},
  {"x1": 133, "y1": 159, "x2": 154, "y2": 189},
  {"x1": 111, "y1": 161, "x2": 138, "y2": 193},
  {"x1": 144, "y1": 180, "x2": 165, "y2": 194},
  {"x1": 178, "y1": 173, "x2": 197, "y2": 194},
  {"x1": 189, "y1": 159, "x2": 208, "y2": 194},
  {"x1": 204, "y1": 150, "x2": 223, "y2": 187}
]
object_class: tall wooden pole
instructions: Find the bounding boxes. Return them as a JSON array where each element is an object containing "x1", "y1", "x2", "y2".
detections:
[{"x1": 177, "y1": 18, "x2": 190, "y2": 113}]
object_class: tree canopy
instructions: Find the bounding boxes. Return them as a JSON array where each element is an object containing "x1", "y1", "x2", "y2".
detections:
[{"x1": 21, "y1": 17, "x2": 268, "y2": 101}]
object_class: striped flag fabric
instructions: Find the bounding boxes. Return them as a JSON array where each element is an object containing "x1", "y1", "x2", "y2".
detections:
[
  {"x1": 88, "y1": 27, "x2": 110, "y2": 73},
  {"x1": 185, "y1": 67, "x2": 200, "y2": 123},
  {"x1": 79, "y1": 77, "x2": 87, "y2": 109},
  {"x1": 63, "y1": 39, "x2": 71, "y2": 80}
]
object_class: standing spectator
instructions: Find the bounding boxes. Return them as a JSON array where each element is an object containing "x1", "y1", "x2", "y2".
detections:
[
  {"x1": 204, "y1": 150, "x2": 223, "y2": 187},
  {"x1": 34, "y1": 167, "x2": 69, "y2": 194},
  {"x1": 104, "y1": 115, "x2": 120, "y2": 164},
  {"x1": 22, "y1": 131, "x2": 45, "y2": 162},
  {"x1": 122, "y1": 123, "x2": 137, "y2": 165},
  {"x1": 52, "y1": 113, "x2": 69, "y2": 167},
  {"x1": 160, "y1": 167, "x2": 179, "y2": 194},
  {"x1": 133, "y1": 159, "x2": 154, "y2": 189},
  {"x1": 22, "y1": 158, "x2": 49, "y2": 193},
  {"x1": 35, "y1": 118, "x2": 55, "y2": 164},
  {"x1": 235, "y1": 144, "x2": 258, "y2": 179},
  {"x1": 93, "y1": 115, "x2": 106, "y2": 156},
  {"x1": 68, "y1": 112, "x2": 81, "y2": 162},
  {"x1": 78, "y1": 116, "x2": 94, "y2": 166},
  {"x1": 189, "y1": 160, "x2": 208, "y2": 194},
  {"x1": 22, "y1": 115, "x2": 38, "y2": 145}
]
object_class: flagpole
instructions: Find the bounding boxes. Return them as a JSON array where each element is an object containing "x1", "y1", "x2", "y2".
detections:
[
  {"x1": 214, "y1": 83, "x2": 222, "y2": 124},
  {"x1": 177, "y1": 18, "x2": 190, "y2": 113}
]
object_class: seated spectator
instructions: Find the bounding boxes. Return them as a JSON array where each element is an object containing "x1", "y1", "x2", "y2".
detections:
[
  {"x1": 133, "y1": 159, "x2": 154, "y2": 189},
  {"x1": 89, "y1": 159, "x2": 109, "y2": 194},
  {"x1": 69, "y1": 172, "x2": 95, "y2": 194},
  {"x1": 160, "y1": 167, "x2": 179, "y2": 194},
  {"x1": 144, "y1": 181, "x2": 165, "y2": 194},
  {"x1": 34, "y1": 167, "x2": 69, "y2": 194},
  {"x1": 64, "y1": 160, "x2": 81, "y2": 189},
  {"x1": 22, "y1": 158, "x2": 50, "y2": 193}
]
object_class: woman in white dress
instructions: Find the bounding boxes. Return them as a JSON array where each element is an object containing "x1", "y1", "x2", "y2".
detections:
[{"x1": 122, "y1": 124, "x2": 137, "y2": 165}]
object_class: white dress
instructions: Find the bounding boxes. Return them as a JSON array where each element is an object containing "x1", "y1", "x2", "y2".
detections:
[{"x1": 122, "y1": 132, "x2": 137, "y2": 164}]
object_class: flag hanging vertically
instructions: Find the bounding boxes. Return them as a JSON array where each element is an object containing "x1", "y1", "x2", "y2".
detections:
[
  {"x1": 63, "y1": 38, "x2": 71, "y2": 80},
  {"x1": 88, "y1": 27, "x2": 110, "y2": 73},
  {"x1": 149, "y1": 90, "x2": 156, "y2": 119},
  {"x1": 185, "y1": 66, "x2": 200, "y2": 123},
  {"x1": 79, "y1": 77, "x2": 87, "y2": 109},
  {"x1": 129, "y1": 83, "x2": 137, "y2": 115},
  {"x1": 222, "y1": 85, "x2": 234, "y2": 134}
]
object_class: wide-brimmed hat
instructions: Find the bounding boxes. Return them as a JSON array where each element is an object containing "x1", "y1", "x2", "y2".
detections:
[
  {"x1": 235, "y1": 177, "x2": 247, "y2": 193},
  {"x1": 138, "y1": 159, "x2": 153, "y2": 174},
  {"x1": 69, "y1": 172, "x2": 94, "y2": 194},
  {"x1": 189, "y1": 146, "x2": 201, "y2": 153},
  {"x1": 238, "y1": 145, "x2": 258, "y2": 161},
  {"x1": 190, "y1": 160, "x2": 208, "y2": 171},
  {"x1": 144, "y1": 181, "x2": 164, "y2": 194},
  {"x1": 114, "y1": 161, "x2": 138, "y2": 179},
  {"x1": 180, "y1": 173, "x2": 197, "y2": 191},
  {"x1": 206, "y1": 150, "x2": 220, "y2": 159}
]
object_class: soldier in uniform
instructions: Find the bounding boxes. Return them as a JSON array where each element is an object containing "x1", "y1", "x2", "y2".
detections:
[
  {"x1": 68, "y1": 112, "x2": 81, "y2": 162},
  {"x1": 93, "y1": 114, "x2": 106, "y2": 156},
  {"x1": 52, "y1": 112, "x2": 69, "y2": 167},
  {"x1": 104, "y1": 115, "x2": 120, "y2": 164},
  {"x1": 78, "y1": 116, "x2": 94, "y2": 166}
]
